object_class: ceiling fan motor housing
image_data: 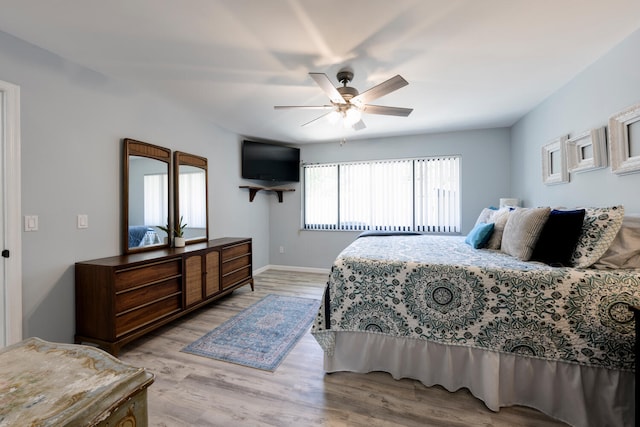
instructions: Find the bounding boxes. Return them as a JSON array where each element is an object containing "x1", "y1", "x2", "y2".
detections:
[
  {"x1": 337, "y1": 86, "x2": 359, "y2": 101},
  {"x1": 336, "y1": 69, "x2": 358, "y2": 101}
]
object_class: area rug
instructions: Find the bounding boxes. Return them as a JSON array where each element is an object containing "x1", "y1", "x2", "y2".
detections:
[{"x1": 182, "y1": 294, "x2": 320, "y2": 371}]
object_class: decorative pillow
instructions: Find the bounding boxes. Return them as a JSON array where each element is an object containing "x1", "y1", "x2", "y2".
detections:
[
  {"x1": 474, "y1": 207, "x2": 497, "y2": 226},
  {"x1": 570, "y1": 205, "x2": 625, "y2": 268},
  {"x1": 485, "y1": 207, "x2": 511, "y2": 250},
  {"x1": 591, "y1": 214, "x2": 640, "y2": 270},
  {"x1": 501, "y1": 207, "x2": 551, "y2": 260},
  {"x1": 531, "y1": 209, "x2": 586, "y2": 266},
  {"x1": 465, "y1": 222, "x2": 495, "y2": 249}
]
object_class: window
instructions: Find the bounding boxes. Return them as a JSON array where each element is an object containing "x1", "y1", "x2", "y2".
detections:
[
  {"x1": 303, "y1": 156, "x2": 460, "y2": 233},
  {"x1": 178, "y1": 170, "x2": 207, "y2": 228},
  {"x1": 143, "y1": 173, "x2": 169, "y2": 226}
]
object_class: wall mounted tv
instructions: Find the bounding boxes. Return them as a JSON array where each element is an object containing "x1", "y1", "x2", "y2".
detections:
[{"x1": 242, "y1": 140, "x2": 300, "y2": 182}]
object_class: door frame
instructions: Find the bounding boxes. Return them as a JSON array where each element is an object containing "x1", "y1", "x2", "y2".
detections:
[{"x1": 1, "y1": 79, "x2": 22, "y2": 346}]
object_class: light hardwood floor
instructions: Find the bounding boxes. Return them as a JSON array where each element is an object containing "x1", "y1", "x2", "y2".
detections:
[{"x1": 118, "y1": 269, "x2": 568, "y2": 427}]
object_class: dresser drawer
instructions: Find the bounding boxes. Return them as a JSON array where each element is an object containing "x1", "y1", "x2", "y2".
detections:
[
  {"x1": 222, "y1": 266, "x2": 251, "y2": 289},
  {"x1": 115, "y1": 258, "x2": 181, "y2": 292},
  {"x1": 221, "y1": 254, "x2": 251, "y2": 275},
  {"x1": 115, "y1": 294, "x2": 181, "y2": 337},
  {"x1": 115, "y1": 278, "x2": 182, "y2": 314},
  {"x1": 221, "y1": 242, "x2": 251, "y2": 262}
]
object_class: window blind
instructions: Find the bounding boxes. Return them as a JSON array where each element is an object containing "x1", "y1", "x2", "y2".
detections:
[
  {"x1": 178, "y1": 171, "x2": 207, "y2": 228},
  {"x1": 143, "y1": 173, "x2": 169, "y2": 226},
  {"x1": 303, "y1": 156, "x2": 460, "y2": 233}
]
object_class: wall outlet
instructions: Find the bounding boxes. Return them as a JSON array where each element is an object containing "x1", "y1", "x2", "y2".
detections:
[{"x1": 279, "y1": 246, "x2": 285, "y2": 254}]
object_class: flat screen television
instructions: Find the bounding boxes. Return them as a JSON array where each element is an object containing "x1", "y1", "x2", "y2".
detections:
[{"x1": 242, "y1": 140, "x2": 300, "y2": 182}]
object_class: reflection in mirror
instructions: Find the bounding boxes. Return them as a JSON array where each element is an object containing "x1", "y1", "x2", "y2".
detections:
[
  {"x1": 123, "y1": 139, "x2": 171, "y2": 254},
  {"x1": 174, "y1": 151, "x2": 208, "y2": 244}
]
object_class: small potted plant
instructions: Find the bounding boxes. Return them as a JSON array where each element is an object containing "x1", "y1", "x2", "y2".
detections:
[
  {"x1": 157, "y1": 221, "x2": 172, "y2": 245},
  {"x1": 173, "y1": 216, "x2": 187, "y2": 247},
  {"x1": 157, "y1": 216, "x2": 187, "y2": 247}
]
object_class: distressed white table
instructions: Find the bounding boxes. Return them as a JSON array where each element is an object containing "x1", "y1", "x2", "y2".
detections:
[{"x1": 0, "y1": 337, "x2": 154, "y2": 426}]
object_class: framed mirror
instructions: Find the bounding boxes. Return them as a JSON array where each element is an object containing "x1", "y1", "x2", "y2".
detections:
[
  {"x1": 123, "y1": 138, "x2": 171, "y2": 254},
  {"x1": 174, "y1": 151, "x2": 209, "y2": 245}
]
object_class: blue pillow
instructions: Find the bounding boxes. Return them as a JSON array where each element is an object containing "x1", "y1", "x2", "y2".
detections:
[{"x1": 465, "y1": 222, "x2": 495, "y2": 249}]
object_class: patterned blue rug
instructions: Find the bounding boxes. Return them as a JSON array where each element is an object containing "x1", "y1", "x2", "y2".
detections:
[{"x1": 182, "y1": 294, "x2": 321, "y2": 371}]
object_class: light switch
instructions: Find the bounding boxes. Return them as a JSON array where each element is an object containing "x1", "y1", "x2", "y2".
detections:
[
  {"x1": 24, "y1": 215, "x2": 38, "y2": 232},
  {"x1": 77, "y1": 214, "x2": 89, "y2": 229}
]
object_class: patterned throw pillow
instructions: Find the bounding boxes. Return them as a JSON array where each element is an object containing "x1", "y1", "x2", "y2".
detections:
[
  {"x1": 501, "y1": 207, "x2": 551, "y2": 261},
  {"x1": 570, "y1": 205, "x2": 625, "y2": 268}
]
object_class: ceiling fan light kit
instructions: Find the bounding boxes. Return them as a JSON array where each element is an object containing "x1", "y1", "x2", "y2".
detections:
[
  {"x1": 343, "y1": 108, "x2": 362, "y2": 128},
  {"x1": 275, "y1": 68, "x2": 413, "y2": 131}
]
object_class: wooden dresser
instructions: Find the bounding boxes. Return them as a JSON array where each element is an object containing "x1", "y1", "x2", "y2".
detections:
[{"x1": 75, "y1": 237, "x2": 253, "y2": 355}]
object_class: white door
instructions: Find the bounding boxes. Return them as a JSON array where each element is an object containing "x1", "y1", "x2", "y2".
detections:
[
  {"x1": 0, "y1": 80, "x2": 22, "y2": 347},
  {"x1": 0, "y1": 89, "x2": 4, "y2": 346}
]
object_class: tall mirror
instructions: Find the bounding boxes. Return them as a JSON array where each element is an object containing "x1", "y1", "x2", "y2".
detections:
[
  {"x1": 174, "y1": 151, "x2": 209, "y2": 244},
  {"x1": 123, "y1": 138, "x2": 171, "y2": 254}
]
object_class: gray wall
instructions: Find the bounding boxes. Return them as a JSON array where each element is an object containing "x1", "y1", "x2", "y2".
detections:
[
  {"x1": 511, "y1": 28, "x2": 640, "y2": 212},
  {"x1": 0, "y1": 30, "x2": 270, "y2": 344},
  {"x1": 269, "y1": 129, "x2": 512, "y2": 269}
]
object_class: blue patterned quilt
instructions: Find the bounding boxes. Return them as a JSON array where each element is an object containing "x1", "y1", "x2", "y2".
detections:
[{"x1": 311, "y1": 235, "x2": 640, "y2": 371}]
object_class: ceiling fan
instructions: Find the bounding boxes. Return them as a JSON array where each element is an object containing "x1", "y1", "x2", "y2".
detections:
[{"x1": 274, "y1": 69, "x2": 413, "y2": 131}]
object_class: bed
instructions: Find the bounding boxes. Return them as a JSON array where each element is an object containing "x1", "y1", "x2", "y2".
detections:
[
  {"x1": 311, "y1": 206, "x2": 640, "y2": 427},
  {"x1": 128, "y1": 225, "x2": 161, "y2": 247}
]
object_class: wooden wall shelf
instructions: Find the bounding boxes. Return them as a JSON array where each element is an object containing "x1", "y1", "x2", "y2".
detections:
[{"x1": 239, "y1": 186, "x2": 295, "y2": 203}]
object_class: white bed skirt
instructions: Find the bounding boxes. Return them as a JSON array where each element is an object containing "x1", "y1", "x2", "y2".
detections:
[{"x1": 323, "y1": 332, "x2": 634, "y2": 427}]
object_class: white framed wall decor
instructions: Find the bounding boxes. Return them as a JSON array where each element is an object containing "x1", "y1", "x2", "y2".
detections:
[
  {"x1": 542, "y1": 135, "x2": 569, "y2": 185},
  {"x1": 566, "y1": 127, "x2": 607, "y2": 174},
  {"x1": 609, "y1": 103, "x2": 640, "y2": 175}
]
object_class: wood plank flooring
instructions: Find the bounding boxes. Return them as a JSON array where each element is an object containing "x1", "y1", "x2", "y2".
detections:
[{"x1": 118, "y1": 269, "x2": 568, "y2": 427}]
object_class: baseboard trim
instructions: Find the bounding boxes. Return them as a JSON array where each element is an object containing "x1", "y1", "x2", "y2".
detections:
[{"x1": 254, "y1": 264, "x2": 331, "y2": 275}]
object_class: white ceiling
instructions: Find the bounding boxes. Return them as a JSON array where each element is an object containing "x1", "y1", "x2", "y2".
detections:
[{"x1": 1, "y1": 0, "x2": 639, "y2": 144}]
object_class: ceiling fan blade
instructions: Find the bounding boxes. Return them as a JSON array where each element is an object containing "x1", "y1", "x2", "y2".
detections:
[
  {"x1": 274, "y1": 105, "x2": 334, "y2": 110},
  {"x1": 362, "y1": 104, "x2": 413, "y2": 117},
  {"x1": 352, "y1": 119, "x2": 366, "y2": 131},
  {"x1": 351, "y1": 75, "x2": 408, "y2": 106},
  {"x1": 309, "y1": 73, "x2": 345, "y2": 104},
  {"x1": 301, "y1": 111, "x2": 335, "y2": 127}
]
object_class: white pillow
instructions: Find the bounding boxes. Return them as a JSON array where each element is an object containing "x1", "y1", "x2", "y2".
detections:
[
  {"x1": 485, "y1": 208, "x2": 511, "y2": 250},
  {"x1": 501, "y1": 207, "x2": 551, "y2": 260},
  {"x1": 592, "y1": 214, "x2": 640, "y2": 270},
  {"x1": 475, "y1": 207, "x2": 496, "y2": 226}
]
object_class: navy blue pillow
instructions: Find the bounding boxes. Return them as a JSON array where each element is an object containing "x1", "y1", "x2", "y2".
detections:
[{"x1": 531, "y1": 209, "x2": 586, "y2": 266}]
